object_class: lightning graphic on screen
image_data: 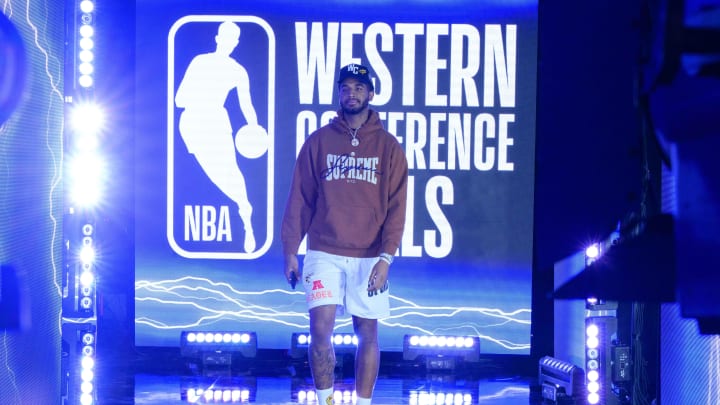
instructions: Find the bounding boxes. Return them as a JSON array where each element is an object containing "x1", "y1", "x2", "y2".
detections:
[
  {"x1": 136, "y1": 276, "x2": 530, "y2": 351},
  {"x1": 1, "y1": 331, "x2": 21, "y2": 404},
  {"x1": 12, "y1": 0, "x2": 66, "y2": 299},
  {"x1": 0, "y1": 1, "x2": 64, "y2": 402},
  {"x1": 2, "y1": 0, "x2": 65, "y2": 316}
]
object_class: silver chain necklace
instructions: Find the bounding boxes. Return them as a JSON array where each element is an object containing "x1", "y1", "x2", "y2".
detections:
[{"x1": 349, "y1": 127, "x2": 360, "y2": 147}]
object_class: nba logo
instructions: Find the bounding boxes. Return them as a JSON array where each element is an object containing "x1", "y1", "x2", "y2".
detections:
[{"x1": 167, "y1": 16, "x2": 275, "y2": 259}]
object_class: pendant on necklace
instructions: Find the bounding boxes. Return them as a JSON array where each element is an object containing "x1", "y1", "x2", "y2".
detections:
[{"x1": 351, "y1": 138, "x2": 359, "y2": 147}]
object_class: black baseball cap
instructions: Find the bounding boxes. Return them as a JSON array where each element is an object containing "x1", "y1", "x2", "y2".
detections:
[{"x1": 337, "y1": 63, "x2": 374, "y2": 91}]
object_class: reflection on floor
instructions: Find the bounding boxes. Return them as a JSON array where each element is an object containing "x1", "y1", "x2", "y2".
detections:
[
  {"x1": 102, "y1": 349, "x2": 543, "y2": 404},
  {"x1": 134, "y1": 375, "x2": 535, "y2": 404}
]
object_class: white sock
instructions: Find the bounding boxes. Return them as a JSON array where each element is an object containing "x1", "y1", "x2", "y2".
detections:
[
  {"x1": 316, "y1": 388, "x2": 334, "y2": 405},
  {"x1": 356, "y1": 397, "x2": 372, "y2": 405}
]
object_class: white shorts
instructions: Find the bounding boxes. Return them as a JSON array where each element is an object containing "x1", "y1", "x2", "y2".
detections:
[{"x1": 302, "y1": 250, "x2": 390, "y2": 319}]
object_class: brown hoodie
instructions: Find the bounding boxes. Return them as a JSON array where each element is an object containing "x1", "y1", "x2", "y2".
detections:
[{"x1": 281, "y1": 109, "x2": 408, "y2": 258}]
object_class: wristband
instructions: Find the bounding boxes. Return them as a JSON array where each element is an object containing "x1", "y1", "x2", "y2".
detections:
[{"x1": 379, "y1": 253, "x2": 394, "y2": 265}]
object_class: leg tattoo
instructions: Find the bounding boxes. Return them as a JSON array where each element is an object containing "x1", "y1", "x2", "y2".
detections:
[{"x1": 309, "y1": 343, "x2": 336, "y2": 390}]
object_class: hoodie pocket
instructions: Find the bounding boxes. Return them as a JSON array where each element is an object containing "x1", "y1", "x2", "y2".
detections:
[{"x1": 314, "y1": 205, "x2": 380, "y2": 248}]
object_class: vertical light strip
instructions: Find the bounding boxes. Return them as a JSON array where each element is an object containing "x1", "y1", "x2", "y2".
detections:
[
  {"x1": 77, "y1": 0, "x2": 95, "y2": 89},
  {"x1": 585, "y1": 319, "x2": 602, "y2": 404},
  {"x1": 62, "y1": 1, "x2": 100, "y2": 404}
]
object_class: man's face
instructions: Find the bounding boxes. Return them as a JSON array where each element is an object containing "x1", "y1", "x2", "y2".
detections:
[{"x1": 338, "y1": 78, "x2": 373, "y2": 115}]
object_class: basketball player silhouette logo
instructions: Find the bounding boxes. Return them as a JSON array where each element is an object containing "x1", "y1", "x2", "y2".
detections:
[{"x1": 170, "y1": 18, "x2": 274, "y2": 259}]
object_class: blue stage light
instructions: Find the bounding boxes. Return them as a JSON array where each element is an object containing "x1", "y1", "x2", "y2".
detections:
[
  {"x1": 289, "y1": 332, "x2": 358, "y2": 359},
  {"x1": 403, "y1": 334, "x2": 480, "y2": 371},
  {"x1": 180, "y1": 330, "x2": 258, "y2": 373},
  {"x1": 584, "y1": 313, "x2": 618, "y2": 405}
]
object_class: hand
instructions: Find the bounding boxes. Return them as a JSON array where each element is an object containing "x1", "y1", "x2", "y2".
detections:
[
  {"x1": 367, "y1": 259, "x2": 389, "y2": 295},
  {"x1": 284, "y1": 254, "x2": 299, "y2": 288}
]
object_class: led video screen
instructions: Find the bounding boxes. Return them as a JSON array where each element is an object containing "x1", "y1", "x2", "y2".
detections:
[
  {"x1": 1, "y1": 7, "x2": 64, "y2": 403},
  {"x1": 135, "y1": 0, "x2": 537, "y2": 354}
]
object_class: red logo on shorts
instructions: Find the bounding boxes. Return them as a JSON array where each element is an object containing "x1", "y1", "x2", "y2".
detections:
[{"x1": 312, "y1": 280, "x2": 324, "y2": 290}]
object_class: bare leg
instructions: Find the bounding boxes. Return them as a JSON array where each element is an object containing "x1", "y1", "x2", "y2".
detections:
[
  {"x1": 309, "y1": 305, "x2": 337, "y2": 390},
  {"x1": 353, "y1": 316, "x2": 379, "y2": 399}
]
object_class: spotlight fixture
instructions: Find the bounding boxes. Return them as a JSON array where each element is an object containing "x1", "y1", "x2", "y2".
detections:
[
  {"x1": 537, "y1": 356, "x2": 585, "y2": 403},
  {"x1": 402, "y1": 334, "x2": 480, "y2": 371},
  {"x1": 289, "y1": 332, "x2": 358, "y2": 359},
  {"x1": 76, "y1": 0, "x2": 96, "y2": 89},
  {"x1": 180, "y1": 331, "x2": 257, "y2": 371},
  {"x1": 62, "y1": 323, "x2": 97, "y2": 405},
  {"x1": 585, "y1": 243, "x2": 601, "y2": 266},
  {"x1": 584, "y1": 314, "x2": 619, "y2": 405},
  {"x1": 63, "y1": 217, "x2": 97, "y2": 318}
]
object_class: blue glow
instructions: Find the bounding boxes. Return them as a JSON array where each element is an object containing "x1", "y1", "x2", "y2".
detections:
[{"x1": 135, "y1": 0, "x2": 537, "y2": 354}]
